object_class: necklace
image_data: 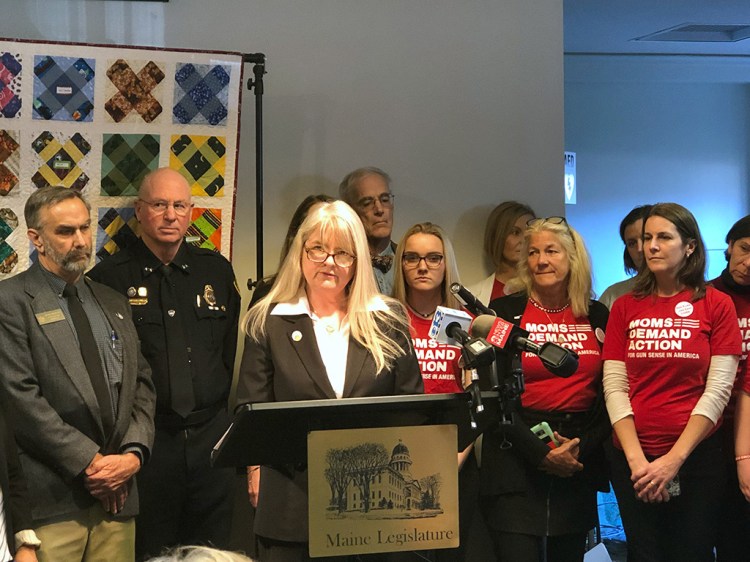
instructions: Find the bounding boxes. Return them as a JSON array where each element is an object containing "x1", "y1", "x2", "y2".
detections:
[
  {"x1": 529, "y1": 297, "x2": 571, "y2": 344},
  {"x1": 407, "y1": 303, "x2": 436, "y2": 319},
  {"x1": 529, "y1": 297, "x2": 570, "y2": 314}
]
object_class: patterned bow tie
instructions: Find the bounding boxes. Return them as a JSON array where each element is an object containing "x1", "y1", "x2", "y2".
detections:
[{"x1": 371, "y1": 255, "x2": 393, "y2": 274}]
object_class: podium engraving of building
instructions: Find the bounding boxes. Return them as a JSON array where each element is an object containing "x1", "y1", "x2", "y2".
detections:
[{"x1": 325, "y1": 440, "x2": 442, "y2": 519}]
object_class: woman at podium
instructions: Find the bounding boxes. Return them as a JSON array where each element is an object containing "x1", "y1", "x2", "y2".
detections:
[{"x1": 236, "y1": 200, "x2": 423, "y2": 561}]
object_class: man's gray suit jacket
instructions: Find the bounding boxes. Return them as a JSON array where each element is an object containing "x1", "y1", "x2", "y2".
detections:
[{"x1": 0, "y1": 263, "x2": 156, "y2": 524}]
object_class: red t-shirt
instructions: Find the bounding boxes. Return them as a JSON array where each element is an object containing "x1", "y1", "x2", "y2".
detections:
[
  {"x1": 517, "y1": 301, "x2": 603, "y2": 412},
  {"x1": 603, "y1": 287, "x2": 742, "y2": 456},
  {"x1": 711, "y1": 275, "x2": 750, "y2": 397},
  {"x1": 490, "y1": 278, "x2": 506, "y2": 303},
  {"x1": 408, "y1": 310, "x2": 463, "y2": 394}
]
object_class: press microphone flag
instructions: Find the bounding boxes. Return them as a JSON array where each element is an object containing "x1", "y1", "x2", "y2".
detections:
[
  {"x1": 470, "y1": 314, "x2": 579, "y2": 378},
  {"x1": 429, "y1": 306, "x2": 473, "y2": 346}
]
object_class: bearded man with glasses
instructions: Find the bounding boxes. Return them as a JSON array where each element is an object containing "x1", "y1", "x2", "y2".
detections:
[{"x1": 89, "y1": 167, "x2": 240, "y2": 560}]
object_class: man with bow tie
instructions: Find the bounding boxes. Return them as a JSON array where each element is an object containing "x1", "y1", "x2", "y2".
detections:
[{"x1": 339, "y1": 166, "x2": 397, "y2": 294}]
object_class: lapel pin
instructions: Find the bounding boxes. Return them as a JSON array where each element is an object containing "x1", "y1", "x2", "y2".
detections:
[
  {"x1": 127, "y1": 287, "x2": 137, "y2": 297},
  {"x1": 115, "y1": 312, "x2": 124, "y2": 320},
  {"x1": 292, "y1": 330, "x2": 302, "y2": 342},
  {"x1": 168, "y1": 310, "x2": 176, "y2": 317}
]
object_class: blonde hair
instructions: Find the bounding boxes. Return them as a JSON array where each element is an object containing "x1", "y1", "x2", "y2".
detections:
[
  {"x1": 146, "y1": 545, "x2": 254, "y2": 562},
  {"x1": 506, "y1": 219, "x2": 593, "y2": 317},
  {"x1": 483, "y1": 201, "x2": 535, "y2": 271},
  {"x1": 243, "y1": 201, "x2": 410, "y2": 373},
  {"x1": 392, "y1": 222, "x2": 462, "y2": 310}
]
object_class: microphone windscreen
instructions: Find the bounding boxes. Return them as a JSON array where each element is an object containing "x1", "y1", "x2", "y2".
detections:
[{"x1": 470, "y1": 314, "x2": 516, "y2": 349}]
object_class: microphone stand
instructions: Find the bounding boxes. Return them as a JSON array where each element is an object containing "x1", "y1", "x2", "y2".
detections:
[
  {"x1": 499, "y1": 350, "x2": 525, "y2": 427},
  {"x1": 243, "y1": 53, "x2": 267, "y2": 293},
  {"x1": 457, "y1": 340, "x2": 495, "y2": 430}
]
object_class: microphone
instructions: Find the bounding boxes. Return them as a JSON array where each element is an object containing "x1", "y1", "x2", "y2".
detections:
[
  {"x1": 450, "y1": 283, "x2": 496, "y2": 317},
  {"x1": 470, "y1": 315, "x2": 579, "y2": 378},
  {"x1": 428, "y1": 306, "x2": 473, "y2": 346},
  {"x1": 429, "y1": 306, "x2": 495, "y2": 368}
]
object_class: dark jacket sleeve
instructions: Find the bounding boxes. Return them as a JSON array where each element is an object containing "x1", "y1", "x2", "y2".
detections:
[
  {"x1": 383, "y1": 315, "x2": 424, "y2": 395},
  {"x1": 576, "y1": 300, "x2": 611, "y2": 461},
  {"x1": 235, "y1": 328, "x2": 276, "y2": 408},
  {"x1": 2, "y1": 413, "x2": 33, "y2": 537},
  {"x1": 222, "y1": 260, "x2": 241, "y2": 381}
]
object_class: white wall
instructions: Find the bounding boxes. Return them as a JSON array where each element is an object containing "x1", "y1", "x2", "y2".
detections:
[
  {"x1": 1, "y1": 0, "x2": 565, "y2": 304},
  {"x1": 565, "y1": 55, "x2": 750, "y2": 295}
]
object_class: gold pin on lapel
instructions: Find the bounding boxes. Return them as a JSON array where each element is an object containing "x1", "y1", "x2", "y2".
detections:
[{"x1": 292, "y1": 330, "x2": 302, "y2": 342}]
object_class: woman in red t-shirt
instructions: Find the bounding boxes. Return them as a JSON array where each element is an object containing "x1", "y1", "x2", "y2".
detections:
[
  {"x1": 482, "y1": 217, "x2": 610, "y2": 562},
  {"x1": 603, "y1": 203, "x2": 742, "y2": 561},
  {"x1": 393, "y1": 222, "x2": 482, "y2": 562},
  {"x1": 392, "y1": 222, "x2": 465, "y2": 394}
]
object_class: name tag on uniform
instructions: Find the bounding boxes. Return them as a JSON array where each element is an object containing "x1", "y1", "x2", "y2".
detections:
[{"x1": 35, "y1": 309, "x2": 66, "y2": 325}]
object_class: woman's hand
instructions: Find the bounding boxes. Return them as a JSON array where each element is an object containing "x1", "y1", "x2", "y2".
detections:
[
  {"x1": 631, "y1": 454, "x2": 681, "y2": 503},
  {"x1": 246, "y1": 466, "x2": 260, "y2": 508},
  {"x1": 539, "y1": 433, "x2": 583, "y2": 477}
]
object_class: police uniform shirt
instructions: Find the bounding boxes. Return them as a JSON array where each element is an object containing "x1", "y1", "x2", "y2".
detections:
[{"x1": 88, "y1": 239, "x2": 240, "y2": 414}]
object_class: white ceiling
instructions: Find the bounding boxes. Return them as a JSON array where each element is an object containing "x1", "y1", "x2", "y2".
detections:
[{"x1": 564, "y1": 0, "x2": 750, "y2": 55}]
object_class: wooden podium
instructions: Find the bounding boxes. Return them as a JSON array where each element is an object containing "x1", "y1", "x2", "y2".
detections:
[{"x1": 212, "y1": 391, "x2": 500, "y2": 467}]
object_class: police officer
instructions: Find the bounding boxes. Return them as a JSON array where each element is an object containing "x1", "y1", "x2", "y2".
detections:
[{"x1": 89, "y1": 167, "x2": 240, "y2": 560}]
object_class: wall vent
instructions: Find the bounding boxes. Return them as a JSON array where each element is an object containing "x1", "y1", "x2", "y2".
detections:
[{"x1": 633, "y1": 23, "x2": 750, "y2": 43}]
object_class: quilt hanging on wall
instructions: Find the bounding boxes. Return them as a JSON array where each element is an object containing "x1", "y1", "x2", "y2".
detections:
[{"x1": 0, "y1": 38, "x2": 244, "y2": 279}]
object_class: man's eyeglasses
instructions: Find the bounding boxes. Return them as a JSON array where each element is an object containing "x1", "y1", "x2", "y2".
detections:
[
  {"x1": 304, "y1": 246, "x2": 356, "y2": 268},
  {"x1": 358, "y1": 193, "x2": 395, "y2": 211},
  {"x1": 138, "y1": 199, "x2": 193, "y2": 217},
  {"x1": 402, "y1": 253, "x2": 444, "y2": 269},
  {"x1": 527, "y1": 216, "x2": 567, "y2": 228}
]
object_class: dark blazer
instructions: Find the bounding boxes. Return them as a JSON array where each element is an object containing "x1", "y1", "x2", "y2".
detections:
[
  {"x1": 0, "y1": 263, "x2": 156, "y2": 524},
  {"x1": 0, "y1": 411, "x2": 32, "y2": 556},
  {"x1": 236, "y1": 308, "x2": 423, "y2": 542}
]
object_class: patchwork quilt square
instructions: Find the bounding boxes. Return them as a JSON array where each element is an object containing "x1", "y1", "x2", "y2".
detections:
[
  {"x1": 172, "y1": 63, "x2": 231, "y2": 126},
  {"x1": 105, "y1": 59, "x2": 165, "y2": 124},
  {"x1": 31, "y1": 131, "x2": 91, "y2": 190},
  {"x1": 0, "y1": 53, "x2": 22, "y2": 118},
  {"x1": 170, "y1": 134, "x2": 226, "y2": 197},
  {"x1": 96, "y1": 207, "x2": 140, "y2": 262},
  {"x1": 0, "y1": 39, "x2": 240, "y2": 275},
  {"x1": 0, "y1": 207, "x2": 18, "y2": 274},
  {"x1": 0, "y1": 130, "x2": 20, "y2": 195},
  {"x1": 101, "y1": 133, "x2": 160, "y2": 196},
  {"x1": 33, "y1": 55, "x2": 95, "y2": 122},
  {"x1": 186, "y1": 207, "x2": 221, "y2": 251}
]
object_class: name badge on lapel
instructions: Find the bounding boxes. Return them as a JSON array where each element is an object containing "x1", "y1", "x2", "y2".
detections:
[{"x1": 36, "y1": 309, "x2": 65, "y2": 325}]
